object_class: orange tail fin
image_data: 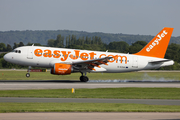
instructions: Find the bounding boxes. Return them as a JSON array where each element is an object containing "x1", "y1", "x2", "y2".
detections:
[{"x1": 134, "y1": 27, "x2": 174, "y2": 58}]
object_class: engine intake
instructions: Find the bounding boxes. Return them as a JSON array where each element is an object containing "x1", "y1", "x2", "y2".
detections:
[{"x1": 51, "y1": 63, "x2": 72, "y2": 75}]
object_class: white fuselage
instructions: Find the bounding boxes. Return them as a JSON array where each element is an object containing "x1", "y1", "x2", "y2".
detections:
[{"x1": 4, "y1": 46, "x2": 174, "y2": 73}]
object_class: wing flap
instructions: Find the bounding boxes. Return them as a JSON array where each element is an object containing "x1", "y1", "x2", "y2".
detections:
[{"x1": 72, "y1": 57, "x2": 112, "y2": 71}]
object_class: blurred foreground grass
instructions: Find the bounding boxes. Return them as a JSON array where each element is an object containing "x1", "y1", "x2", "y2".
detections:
[
  {"x1": 0, "y1": 103, "x2": 180, "y2": 113},
  {"x1": 0, "y1": 88, "x2": 180, "y2": 99}
]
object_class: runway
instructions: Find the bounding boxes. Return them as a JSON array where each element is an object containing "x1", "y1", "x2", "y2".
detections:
[
  {"x1": 0, "y1": 81, "x2": 180, "y2": 90},
  {"x1": 0, "y1": 97, "x2": 180, "y2": 105},
  {"x1": 1, "y1": 113, "x2": 180, "y2": 120}
]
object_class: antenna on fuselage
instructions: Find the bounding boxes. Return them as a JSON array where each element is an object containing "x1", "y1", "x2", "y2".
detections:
[
  {"x1": 106, "y1": 50, "x2": 108, "y2": 52},
  {"x1": 32, "y1": 44, "x2": 34, "y2": 46}
]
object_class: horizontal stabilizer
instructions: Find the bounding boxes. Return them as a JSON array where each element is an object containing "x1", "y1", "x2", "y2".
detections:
[{"x1": 149, "y1": 59, "x2": 171, "y2": 64}]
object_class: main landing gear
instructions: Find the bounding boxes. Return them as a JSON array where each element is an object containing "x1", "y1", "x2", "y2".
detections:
[{"x1": 80, "y1": 72, "x2": 89, "y2": 82}]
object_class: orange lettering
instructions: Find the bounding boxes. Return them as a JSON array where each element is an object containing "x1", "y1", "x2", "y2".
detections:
[
  {"x1": 70, "y1": 50, "x2": 80, "y2": 60},
  {"x1": 89, "y1": 52, "x2": 96, "y2": 60},
  {"x1": 34, "y1": 48, "x2": 128, "y2": 64},
  {"x1": 107, "y1": 55, "x2": 115, "y2": 63},
  {"x1": 99, "y1": 54, "x2": 106, "y2": 58},
  {"x1": 113, "y1": 55, "x2": 119, "y2": 63},
  {"x1": 80, "y1": 52, "x2": 88, "y2": 60},
  {"x1": 53, "y1": 50, "x2": 60, "y2": 58},
  {"x1": 43, "y1": 49, "x2": 52, "y2": 58},
  {"x1": 117, "y1": 55, "x2": 127, "y2": 64},
  {"x1": 34, "y1": 49, "x2": 43, "y2": 57},
  {"x1": 61, "y1": 51, "x2": 71, "y2": 61}
]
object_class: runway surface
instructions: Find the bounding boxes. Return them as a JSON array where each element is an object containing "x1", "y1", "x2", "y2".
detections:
[
  {"x1": 1, "y1": 97, "x2": 180, "y2": 105},
  {"x1": 0, "y1": 113, "x2": 180, "y2": 120},
  {"x1": 0, "y1": 81, "x2": 180, "y2": 90}
]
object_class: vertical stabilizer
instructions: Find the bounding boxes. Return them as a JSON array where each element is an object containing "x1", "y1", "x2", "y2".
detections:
[{"x1": 135, "y1": 27, "x2": 173, "y2": 58}]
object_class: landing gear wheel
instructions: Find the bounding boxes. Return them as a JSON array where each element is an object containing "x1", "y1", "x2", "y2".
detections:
[
  {"x1": 26, "y1": 73, "x2": 30, "y2": 77},
  {"x1": 80, "y1": 76, "x2": 89, "y2": 82}
]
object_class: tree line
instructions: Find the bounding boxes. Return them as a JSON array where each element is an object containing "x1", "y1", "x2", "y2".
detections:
[
  {"x1": 0, "y1": 34, "x2": 180, "y2": 70},
  {"x1": 1, "y1": 30, "x2": 180, "y2": 46}
]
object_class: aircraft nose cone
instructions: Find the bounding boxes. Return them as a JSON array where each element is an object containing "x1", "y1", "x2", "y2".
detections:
[
  {"x1": 3, "y1": 54, "x2": 7, "y2": 61},
  {"x1": 3, "y1": 53, "x2": 10, "y2": 62}
]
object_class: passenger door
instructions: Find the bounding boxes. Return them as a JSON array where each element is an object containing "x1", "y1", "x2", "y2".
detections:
[
  {"x1": 27, "y1": 47, "x2": 33, "y2": 59},
  {"x1": 132, "y1": 56, "x2": 138, "y2": 68}
]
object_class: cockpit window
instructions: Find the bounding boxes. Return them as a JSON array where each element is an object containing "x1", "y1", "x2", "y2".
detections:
[{"x1": 13, "y1": 50, "x2": 21, "y2": 53}]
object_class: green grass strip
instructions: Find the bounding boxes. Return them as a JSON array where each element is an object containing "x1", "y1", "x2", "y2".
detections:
[
  {"x1": 1, "y1": 88, "x2": 180, "y2": 99},
  {"x1": 0, "y1": 71, "x2": 180, "y2": 80},
  {"x1": 0, "y1": 103, "x2": 180, "y2": 113}
]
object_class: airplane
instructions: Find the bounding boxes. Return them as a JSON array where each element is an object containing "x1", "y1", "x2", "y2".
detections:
[{"x1": 3, "y1": 27, "x2": 174, "y2": 82}]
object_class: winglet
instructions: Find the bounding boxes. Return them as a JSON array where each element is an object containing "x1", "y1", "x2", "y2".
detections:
[{"x1": 134, "y1": 27, "x2": 174, "y2": 58}]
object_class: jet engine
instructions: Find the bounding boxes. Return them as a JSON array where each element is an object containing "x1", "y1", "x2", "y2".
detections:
[{"x1": 50, "y1": 63, "x2": 73, "y2": 75}]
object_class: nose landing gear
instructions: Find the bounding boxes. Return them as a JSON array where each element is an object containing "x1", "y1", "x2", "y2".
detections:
[
  {"x1": 26, "y1": 73, "x2": 30, "y2": 77},
  {"x1": 26, "y1": 66, "x2": 31, "y2": 78}
]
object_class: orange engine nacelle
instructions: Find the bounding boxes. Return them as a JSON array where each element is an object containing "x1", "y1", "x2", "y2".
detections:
[{"x1": 51, "y1": 63, "x2": 72, "y2": 75}]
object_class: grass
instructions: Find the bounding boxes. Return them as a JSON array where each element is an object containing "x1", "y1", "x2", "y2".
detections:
[
  {"x1": 0, "y1": 88, "x2": 180, "y2": 99},
  {"x1": 0, "y1": 70, "x2": 180, "y2": 80},
  {"x1": 0, "y1": 103, "x2": 180, "y2": 113}
]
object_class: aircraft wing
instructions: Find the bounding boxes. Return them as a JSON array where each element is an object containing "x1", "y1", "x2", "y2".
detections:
[{"x1": 72, "y1": 57, "x2": 112, "y2": 71}]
